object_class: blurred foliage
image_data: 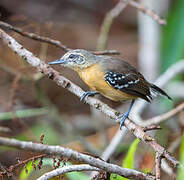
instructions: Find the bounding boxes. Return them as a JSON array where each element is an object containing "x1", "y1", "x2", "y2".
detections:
[
  {"x1": 160, "y1": 0, "x2": 184, "y2": 110},
  {"x1": 176, "y1": 134, "x2": 184, "y2": 180},
  {"x1": 19, "y1": 159, "x2": 89, "y2": 180},
  {"x1": 161, "y1": 0, "x2": 184, "y2": 73},
  {"x1": 0, "y1": 108, "x2": 48, "y2": 120},
  {"x1": 110, "y1": 138, "x2": 140, "y2": 180},
  {"x1": 15, "y1": 122, "x2": 61, "y2": 145},
  {"x1": 155, "y1": 123, "x2": 169, "y2": 146}
]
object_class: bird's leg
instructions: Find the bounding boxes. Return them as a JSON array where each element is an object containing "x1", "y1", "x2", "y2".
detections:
[
  {"x1": 80, "y1": 91, "x2": 99, "y2": 101},
  {"x1": 118, "y1": 100, "x2": 135, "y2": 129}
]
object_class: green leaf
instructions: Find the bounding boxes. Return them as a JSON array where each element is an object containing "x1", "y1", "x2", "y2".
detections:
[
  {"x1": 19, "y1": 158, "x2": 89, "y2": 180},
  {"x1": 176, "y1": 134, "x2": 184, "y2": 179},
  {"x1": 161, "y1": 0, "x2": 184, "y2": 73},
  {"x1": 19, "y1": 159, "x2": 39, "y2": 180},
  {"x1": 122, "y1": 138, "x2": 140, "y2": 169},
  {"x1": 110, "y1": 138, "x2": 140, "y2": 180}
]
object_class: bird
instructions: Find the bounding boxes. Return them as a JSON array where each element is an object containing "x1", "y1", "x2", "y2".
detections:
[{"x1": 48, "y1": 49, "x2": 172, "y2": 129}]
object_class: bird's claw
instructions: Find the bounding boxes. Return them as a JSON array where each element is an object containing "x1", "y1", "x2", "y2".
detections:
[
  {"x1": 80, "y1": 91, "x2": 99, "y2": 102},
  {"x1": 117, "y1": 112, "x2": 129, "y2": 130}
]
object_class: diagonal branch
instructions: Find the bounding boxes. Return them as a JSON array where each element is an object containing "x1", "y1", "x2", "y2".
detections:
[
  {"x1": 128, "y1": 0, "x2": 166, "y2": 25},
  {"x1": 96, "y1": 0, "x2": 130, "y2": 50},
  {"x1": 142, "y1": 102, "x2": 184, "y2": 126},
  {"x1": 0, "y1": 21, "x2": 119, "y2": 55},
  {"x1": 0, "y1": 28, "x2": 179, "y2": 173},
  {"x1": 133, "y1": 59, "x2": 184, "y2": 120}
]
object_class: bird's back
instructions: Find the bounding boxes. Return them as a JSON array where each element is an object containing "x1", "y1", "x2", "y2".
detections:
[{"x1": 98, "y1": 56, "x2": 171, "y2": 102}]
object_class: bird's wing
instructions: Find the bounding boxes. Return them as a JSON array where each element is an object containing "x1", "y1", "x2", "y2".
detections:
[{"x1": 101, "y1": 57, "x2": 152, "y2": 102}]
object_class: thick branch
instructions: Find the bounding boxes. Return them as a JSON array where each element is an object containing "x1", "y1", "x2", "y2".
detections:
[
  {"x1": 38, "y1": 164, "x2": 99, "y2": 180},
  {"x1": 0, "y1": 28, "x2": 179, "y2": 171},
  {"x1": 0, "y1": 137, "x2": 153, "y2": 180}
]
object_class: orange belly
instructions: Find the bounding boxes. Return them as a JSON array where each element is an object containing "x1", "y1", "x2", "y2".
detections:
[{"x1": 76, "y1": 64, "x2": 136, "y2": 101}]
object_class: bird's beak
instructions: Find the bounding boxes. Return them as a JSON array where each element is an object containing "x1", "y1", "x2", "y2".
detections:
[{"x1": 48, "y1": 58, "x2": 66, "y2": 65}]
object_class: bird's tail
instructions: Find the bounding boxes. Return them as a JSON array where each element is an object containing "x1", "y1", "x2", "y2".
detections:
[{"x1": 150, "y1": 84, "x2": 172, "y2": 100}]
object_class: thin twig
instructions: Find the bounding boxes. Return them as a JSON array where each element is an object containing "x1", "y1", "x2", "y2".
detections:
[
  {"x1": 0, "y1": 126, "x2": 11, "y2": 133},
  {"x1": 38, "y1": 164, "x2": 99, "y2": 180},
  {"x1": 0, "y1": 21, "x2": 70, "y2": 51},
  {"x1": 0, "y1": 21, "x2": 119, "y2": 55},
  {"x1": 143, "y1": 125, "x2": 162, "y2": 132},
  {"x1": 132, "y1": 60, "x2": 184, "y2": 122},
  {"x1": 101, "y1": 128, "x2": 128, "y2": 161},
  {"x1": 155, "y1": 152, "x2": 162, "y2": 180},
  {"x1": 142, "y1": 102, "x2": 184, "y2": 126},
  {"x1": 0, "y1": 137, "x2": 154, "y2": 180},
  {"x1": 90, "y1": 128, "x2": 128, "y2": 178},
  {"x1": 0, "y1": 154, "x2": 48, "y2": 177},
  {"x1": 96, "y1": 0, "x2": 129, "y2": 50},
  {"x1": 0, "y1": 28, "x2": 179, "y2": 173},
  {"x1": 161, "y1": 137, "x2": 181, "y2": 178},
  {"x1": 128, "y1": 0, "x2": 167, "y2": 25},
  {"x1": 93, "y1": 50, "x2": 120, "y2": 55}
]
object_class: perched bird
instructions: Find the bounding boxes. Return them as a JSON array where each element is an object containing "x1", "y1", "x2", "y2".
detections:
[{"x1": 48, "y1": 49, "x2": 171, "y2": 129}]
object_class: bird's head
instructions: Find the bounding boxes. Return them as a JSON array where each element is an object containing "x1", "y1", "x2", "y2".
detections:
[{"x1": 48, "y1": 49, "x2": 97, "y2": 71}]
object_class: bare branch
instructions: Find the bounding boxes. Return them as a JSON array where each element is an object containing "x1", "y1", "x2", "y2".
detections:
[
  {"x1": 0, "y1": 28, "x2": 179, "y2": 172},
  {"x1": 0, "y1": 21, "x2": 70, "y2": 52},
  {"x1": 133, "y1": 59, "x2": 184, "y2": 121},
  {"x1": 38, "y1": 164, "x2": 99, "y2": 180},
  {"x1": 101, "y1": 128, "x2": 128, "y2": 161},
  {"x1": 161, "y1": 137, "x2": 181, "y2": 178},
  {"x1": 155, "y1": 152, "x2": 162, "y2": 180},
  {"x1": 93, "y1": 50, "x2": 120, "y2": 55},
  {"x1": 97, "y1": 0, "x2": 129, "y2": 50},
  {"x1": 0, "y1": 21, "x2": 119, "y2": 55},
  {"x1": 0, "y1": 136, "x2": 153, "y2": 180},
  {"x1": 142, "y1": 102, "x2": 184, "y2": 126},
  {"x1": 143, "y1": 125, "x2": 162, "y2": 132},
  {"x1": 0, "y1": 126, "x2": 11, "y2": 133},
  {"x1": 0, "y1": 154, "x2": 48, "y2": 177},
  {"x1": 128, "y1": 0, "x2": 167, "y2": 25}
]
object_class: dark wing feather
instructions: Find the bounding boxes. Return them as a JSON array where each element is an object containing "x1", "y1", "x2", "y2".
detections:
[{"x1": 100, "y1": 56, "x2": 152, "y2": 102}]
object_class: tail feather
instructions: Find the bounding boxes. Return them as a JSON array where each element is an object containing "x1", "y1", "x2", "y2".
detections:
[{"x1": 150, "y1": 84, "x2": 172, "y2": 100}]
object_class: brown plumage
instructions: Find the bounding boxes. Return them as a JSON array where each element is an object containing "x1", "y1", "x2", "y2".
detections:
[{"x1": 48, "y1": 49, "x2": 172, "y2": 128}]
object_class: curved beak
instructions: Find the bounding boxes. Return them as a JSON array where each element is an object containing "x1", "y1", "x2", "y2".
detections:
[{"x1": 48, "y1": 58, "x2": 66, "y2": 65}]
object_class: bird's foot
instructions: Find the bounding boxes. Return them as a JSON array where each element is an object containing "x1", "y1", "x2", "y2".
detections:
[
  {"x1": 117, "y1": 112, "x2": 129, "y2": 130},
  {"x1": 80, "y1": 91, "x2": 99, "y2": 102}
]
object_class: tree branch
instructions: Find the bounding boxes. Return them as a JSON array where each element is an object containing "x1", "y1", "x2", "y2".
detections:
[
  {"x1": 0, "y1": 21, "x2": 119, "y2": 55},
  {"x1": 128, "y1": 0, "x2": 166, "y2": 25},
  {"x1": 155, "y1": 152, "x2": 162, "y2": 180},
  {"x1": 96, "y1": 0, "x2": 129, "y2": 50},
  {"x1": 142, "y1": 102, "x2": 184, "y2": 126},
  {"x1": 0, "y1": 136, "x2": 153, "y2": 180},
  {"x1": 37, "y1": 164, "x2": 99, "y2": 180},
  {"x1": 0, "y1": 28, "x2": 179, "y2": 177}
]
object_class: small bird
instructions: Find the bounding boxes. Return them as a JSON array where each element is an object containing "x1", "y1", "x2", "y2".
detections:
[{"x1": 48, "y1": 49, "x2": 171, "y2": 129}]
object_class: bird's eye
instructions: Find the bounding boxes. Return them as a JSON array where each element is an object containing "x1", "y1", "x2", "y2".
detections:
[{"x1": 69, "y1": 54, "x2": 76, "y2": 59}]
